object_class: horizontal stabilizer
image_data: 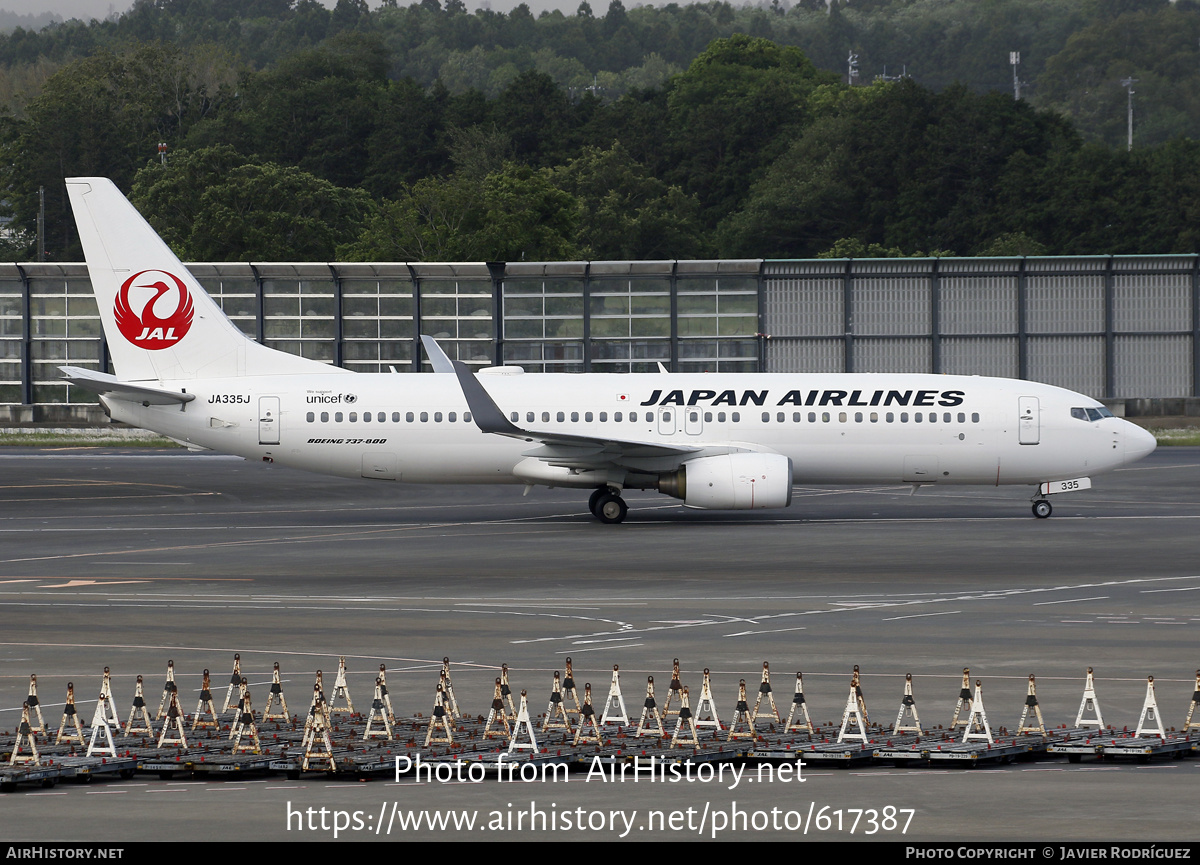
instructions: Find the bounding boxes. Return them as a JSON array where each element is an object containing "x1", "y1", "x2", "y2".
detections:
[{"x1": 60, "y1": 366, "x2": 195, "y2": 405}]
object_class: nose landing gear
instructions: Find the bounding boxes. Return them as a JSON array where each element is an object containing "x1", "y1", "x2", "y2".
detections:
[
  {"x1": 589, "y1": 487, "x2": 628, "y2": 524},
  {"x1": 1032, "y1": 499, "x2": 1052, "y2": 519}
]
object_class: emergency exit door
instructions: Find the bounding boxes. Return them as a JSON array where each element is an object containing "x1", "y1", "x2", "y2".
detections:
[
  {"x1": 259, "y1": 396, "x2": 280, "y2": 445},
  {"x1": 1018, "y1": 396, "x2": 1040, "y2": 445}
]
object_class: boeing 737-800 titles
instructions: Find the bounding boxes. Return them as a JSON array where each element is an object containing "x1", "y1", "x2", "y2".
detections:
[{"x1": 59, "y1": 177, "x2": 1157, "y2": 523}]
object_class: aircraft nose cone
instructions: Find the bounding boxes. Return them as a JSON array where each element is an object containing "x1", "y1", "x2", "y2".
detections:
[{"x1": 1124, "y1": 422, "x2": 1157, "y2": 463}]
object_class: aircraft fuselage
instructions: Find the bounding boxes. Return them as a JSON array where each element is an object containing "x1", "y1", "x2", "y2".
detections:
[{"x1": 107, "y1": 371, "x2": 1151, "y2": 489}]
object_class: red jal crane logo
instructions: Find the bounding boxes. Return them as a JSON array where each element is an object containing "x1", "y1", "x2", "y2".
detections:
[{"x1": 114, "y1": 270, "x2": 195, "y2": 350}]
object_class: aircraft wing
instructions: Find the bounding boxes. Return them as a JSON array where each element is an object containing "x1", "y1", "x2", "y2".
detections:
[
  {"x1": 450, "y1": 359, "x2": 713, "y2": 472},
  {"x1": 60, "y1": 366, "x2": 196, "y2": 406}
]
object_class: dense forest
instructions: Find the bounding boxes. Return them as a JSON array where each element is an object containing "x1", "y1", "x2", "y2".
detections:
[{"x1": 3, "y1": 0, "x2": 1200, "y2": 262}]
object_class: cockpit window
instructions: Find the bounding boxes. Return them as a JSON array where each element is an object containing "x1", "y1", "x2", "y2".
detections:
[{"x1": 1072, "y1": 406, "x2": 1115, "y2": 422}]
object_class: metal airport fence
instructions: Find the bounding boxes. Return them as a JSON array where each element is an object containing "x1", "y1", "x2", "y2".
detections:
[{"x1": 1, "y1": 255, "x2": 1197, "y2": 411}]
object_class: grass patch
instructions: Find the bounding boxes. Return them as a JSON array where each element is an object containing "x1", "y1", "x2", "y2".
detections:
[
  {"x1": 0, "y1": 427, "x2": 180, "y2": 447},
  {"x1": 1151, "y1": 429, "x2": 1200, "y2": 446}
]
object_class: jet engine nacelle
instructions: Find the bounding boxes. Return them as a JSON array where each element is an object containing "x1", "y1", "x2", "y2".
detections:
[{"x1": 658, "y1": 453, "x2": 794, "y2": 510}]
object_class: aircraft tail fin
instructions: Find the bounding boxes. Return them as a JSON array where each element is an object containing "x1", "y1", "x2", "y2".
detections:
[{"x1": 66, "y1": 177, "x2": 344, "y2": 382}]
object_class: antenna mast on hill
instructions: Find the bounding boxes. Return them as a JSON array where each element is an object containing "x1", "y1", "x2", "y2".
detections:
[
  {"x1": 847, "y1": 51, "x2": 859, "y2": 86},
  {"x1": 1009, "y1": 52, "x2": 1021, "y2": 99},
  {"x1": 1121, "y1": 77, "x2": 1138, "y2": 151}
]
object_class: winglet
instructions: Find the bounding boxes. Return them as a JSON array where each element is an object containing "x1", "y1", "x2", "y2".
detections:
[
  {"x1": 421, "y1": 335, "x2": 456, "y2": 373},
  {"x1": 451, "y1": 360, "x2": 524, "y2": 436}
]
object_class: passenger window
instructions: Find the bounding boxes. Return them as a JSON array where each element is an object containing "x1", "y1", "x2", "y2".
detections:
[
  {"x1": 732, "y1": 412, "x2": 740, "y2": 422},
  {"x1": 510, "y1": 412, "x2": 518, "y2": 422},
  {"x1": 420, "y1": 412, "x2": 428, "y2": 422},
  {"x1": 614, "y1": 412, "x2": 622, "y2": 422},
  {"x1": 571, "y1": 412, "x2": 579, "y2": 422},
  {"x1": 808, "y1": 412, "x2": 816, "y2": 422},
  {"x1": 321, "y1": 412, "x2": 329, "y2": 423},
  {"x1": 777, "y1": 412, "x2": 785, "y2": 423},
  {"x1": 435, "y1": 412, "x2": 443, "y2": 422},
  {"x1": 705, "y1": 412, "x2": 712, "y2": 422},
  {"x1": 839, "y1": 412, "x2": 847, "y2": 423},
  {"x1": 542, "y1": 412, "x2": 550, "y2": 423},
  {"x1": 957, "y1": 412, "x2": 965, "y2": 423},
  {"x1": 406, "y1": 412, "x2": 414, "y2": 422},
  {"x1": 870, "y1": 412, "x2": 878, "y2": 423},
  {"x1": 793, "y1": 412, "x2": 801, "y2": 422},
  {"x1": 392, "y1": 412, "x2": 400, "y2": 422},
  {"x1": 972, "y1": 413, "x2": 980, "y2": 423},
  {"x1": 901, "y1": 412, "x2": 909, "y2": 423},
  {"x1": 718, "y1": 412, "x2": 726, "y2": 422},
  {"x1": 600, "y1": 412, "x2": 607, "y2": 422},
  {"x1": 464, "y1": 412, "x2": 471, "y2": 422},
  {"x1": 349, "y1": 412, "x2": 357, "y2": 422},
  {"x1": 944, "y1": 413, "x2": 952, "y2": 423},
  {"x1": 886, "y1": 412, "x2": 894, "y2": 423},
  {"x1": 585, "y1": 412, "x2": 593, "y2": 422},
  {"x1": 914, "y1": 413, "x2": 922, "y2": 423},
  {"x1": 854, "y1": 412, "x2": 863, "y2": 423},
  {"x1": 335, "y1": 412, "x2": 343, "y2": 422},
  {"x1": 449, "y1": 412, "x2": 456, "y2": 422},
  {"x1": 306, "y1": 412, "x2": 314, "y2": 422},
  {"x1": 557, "y1": 412, "x2": 565, "y2": 422},
  {"x1": 762, "y1": 412, "x2": 770, "y2": 422},
  {"x1": 821, "y1": 412, "x2": 830, "y2": 423},
  {"x1": 527, "y1": 412, "x2": 535, "y2": 423}
]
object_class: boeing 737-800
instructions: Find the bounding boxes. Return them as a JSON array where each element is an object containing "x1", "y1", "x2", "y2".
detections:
[{"x1": 59, "y1": 177, "x2": 1157, "y2": 523}]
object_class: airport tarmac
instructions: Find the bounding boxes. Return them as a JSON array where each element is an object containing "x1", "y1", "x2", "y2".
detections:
[{"x1": 0, "y1": 446, "x2": 1198, "y2": 842}]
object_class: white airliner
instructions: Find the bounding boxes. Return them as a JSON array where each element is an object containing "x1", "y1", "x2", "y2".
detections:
[{"x1": 60, "y1": 177, "x2": 1157, "y2": 523}]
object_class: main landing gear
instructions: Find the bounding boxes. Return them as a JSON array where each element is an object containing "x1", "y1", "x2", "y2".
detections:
[
  {"x1": 589, "y1": 486, "x2": 628, "y2": 524},
  {"x1": 1031, "y1": 499, "x2": 1052, "y2": 519}
]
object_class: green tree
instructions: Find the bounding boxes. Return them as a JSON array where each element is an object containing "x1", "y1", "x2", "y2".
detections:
[
  {"x1": 343, "y1": 162, "x2": 578, "y2": 262},
  {"x1": 184, "y1": 33, "x2": 390, "y2": 189},
  {"x1": 664, "y1": 33, "x2": 836, "y2": 224},
  {"x1": 554, "y1": 141, "x2": 707, "y2": 259},
  {"x1": 717, "y1": 78, "x2": 1079, "y2": 258},
  {"x1": 475, "y1": 163, "x2": 580, "y2": 260},
  {"x1": 974, "y1": 232, "x2": 1049, "y2": 257},
  {"x1": 816, "y1": 238, "x2": 952, "y2": 258},
  {"x1": 1035, "y1": 2, "x2": 1200, "y2": 146},
  {"x1": 132, "y1": 148, "x2": 373, "y2": 260},
  {"x1": 2, "y1": 41, "x2": 239, "y2": 259}
]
